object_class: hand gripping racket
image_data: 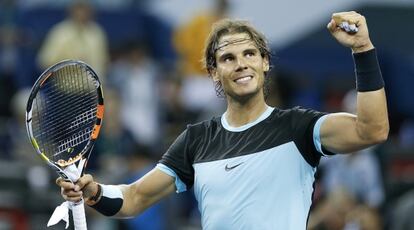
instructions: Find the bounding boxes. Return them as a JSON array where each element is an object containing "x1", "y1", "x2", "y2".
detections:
[{"x1": 26, "y1": 60, "x2": 104, "y2": 229}]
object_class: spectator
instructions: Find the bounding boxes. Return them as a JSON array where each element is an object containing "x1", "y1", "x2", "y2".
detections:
[
  {"x1": 37, "y1": 0, "x2": 109, "y2": 80},
  {"x1": 108, "y1": 41, "x2": 163, "y2": 152},
  {"x1": 172, "y1": 0, "x2": 229, "y2": 119}
]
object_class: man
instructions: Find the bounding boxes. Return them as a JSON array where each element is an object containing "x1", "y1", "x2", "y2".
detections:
[
  {"x1": 57, "y1": 11, "x2": 389, "y2": 229},
  {"x1": 37, "y1": 1, "x2": 109, "y2": 80}
]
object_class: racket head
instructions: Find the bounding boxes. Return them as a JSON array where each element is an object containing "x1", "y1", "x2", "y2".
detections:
[{"x1": 26, "y1": 60, "x2": 104, "y2": 173}]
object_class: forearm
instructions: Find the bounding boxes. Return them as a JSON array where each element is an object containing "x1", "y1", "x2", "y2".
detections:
[
  {"x1": 354, "y1": 49, "x2": 389, "y2": 142},
  {"x1": 86, "y1": 183, "x2": 153, "y2": 218},
  {"x1": 114, "y1": 184, "x2": 139, "y2": 218},
  {"x1": 88, "y1": 168, "x2": 175, "y2": 218},
  {"x1": 116, "y1": 178, "x2": 175, "y2": 218},
  {"x1": 356, "y1": 89, "x2": 389, "y2": 142}
]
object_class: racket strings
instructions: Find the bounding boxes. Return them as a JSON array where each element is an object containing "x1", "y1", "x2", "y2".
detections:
[
  {"x1": 32, "y1": 75, "x2": 93, "y2": 130},
  {"x1": 55, "y1": 127, "x2": 92, "y2": 157},
  {"x1": 69, "y1": 107, "x2": 97, "y2": 130},
  {"x1": 32, "y1": 92, "x2": 97, "y2": 139},
  {"x1": 31, "y1": 64, "x2": 99, "y2": 162},
  {"x1": 32, "y1": 106, "x2": 97, "y2": 154}
]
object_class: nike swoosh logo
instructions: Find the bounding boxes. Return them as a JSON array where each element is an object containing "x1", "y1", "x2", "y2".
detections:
[{"x1": 225, "y1": 162, "x2": 244, "y2": 171}]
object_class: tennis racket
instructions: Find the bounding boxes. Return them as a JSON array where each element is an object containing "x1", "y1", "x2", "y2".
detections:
[{"x1": 26, "y1": 60, "x2": 104, "y2": 230}]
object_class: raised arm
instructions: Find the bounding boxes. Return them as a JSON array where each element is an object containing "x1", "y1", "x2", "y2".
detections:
[
  {"x1": 57, "y1": 168, "x2": 176, "y2": 218},
  {"x1": 320, "y1": 11, "x2": 389, "y2": 154}
]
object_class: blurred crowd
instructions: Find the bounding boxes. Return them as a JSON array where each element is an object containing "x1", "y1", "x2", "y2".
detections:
[{"x1": 0, "y1": 0, "x2": 413, "y2": 230}]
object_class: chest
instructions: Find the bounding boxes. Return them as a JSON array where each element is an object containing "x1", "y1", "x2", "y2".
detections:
[{"x1": 193, "y1": 142, "x2": 314, "y2": 199}]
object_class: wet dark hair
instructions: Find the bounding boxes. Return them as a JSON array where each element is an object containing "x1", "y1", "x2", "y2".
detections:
[{"x1": 203, "y1": 19, "x2": 273, "y2": 97}]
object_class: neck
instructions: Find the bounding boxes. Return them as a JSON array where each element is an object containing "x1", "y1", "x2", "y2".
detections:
[{"x1": 225, "y1": 92, "x2": 268, "y2": 127}]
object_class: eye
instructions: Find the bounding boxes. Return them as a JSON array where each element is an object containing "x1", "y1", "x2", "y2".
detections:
[
  {"x1": 223, "y1": 55, "x2": 234, "y2": 62},
  {"x1": 245, "y1": 51, "x2": 256, "y2": 57}
]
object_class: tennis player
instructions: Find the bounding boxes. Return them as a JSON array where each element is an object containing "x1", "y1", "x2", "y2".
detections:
[{"x1": 57, "y1": 11, "x2": 389, "y2": 229}]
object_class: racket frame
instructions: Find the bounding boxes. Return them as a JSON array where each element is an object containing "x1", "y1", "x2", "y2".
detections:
[
  {"x1": 25, "y1": 60, "x2": 104, "y2": 230},
  {"x1": 26, "y1": 59, "x2": 103, "y2": 177}
]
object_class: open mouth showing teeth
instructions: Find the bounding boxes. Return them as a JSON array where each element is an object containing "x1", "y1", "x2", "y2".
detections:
[{"x1": 234, "y1": 76, "x2": 253, "y2": 83}]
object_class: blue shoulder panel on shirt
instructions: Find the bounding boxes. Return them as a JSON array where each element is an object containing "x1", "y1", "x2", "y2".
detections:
[
  {"x1": 156, "y1": 163, "x2": 187, "y2": 193},
  {"x1": 313, "y1": 114, "x2": 329, "y2": 156}
]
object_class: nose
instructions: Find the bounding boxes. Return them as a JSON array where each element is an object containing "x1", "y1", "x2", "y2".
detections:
[{"x1": 235, "y1": 57, "x2": 248, "y2": 71}]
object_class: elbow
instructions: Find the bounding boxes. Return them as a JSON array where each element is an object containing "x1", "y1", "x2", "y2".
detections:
[
  {"x1": 373, "y1": 127, "x2": 389, "y2": 144},
  {"x1": 358, "y1": 121, "x2": 389, "y2": 146},
  {"x1": 377, "y1": 120, "x2": 390, "y2": 143},
  {"x1": 366, "y1": 123, "x2": 389, "y2": 145}
]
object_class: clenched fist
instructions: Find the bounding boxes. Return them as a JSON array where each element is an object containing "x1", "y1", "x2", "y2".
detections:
[
  {"x1": 327, "y1": 11, "x2": 374, "y2": 53},
  {"x1": 56, "y1": 174, "x2": 99, "y2": 205}
]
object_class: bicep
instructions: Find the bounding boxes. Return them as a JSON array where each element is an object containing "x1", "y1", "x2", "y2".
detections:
[
  {"x1": 118, "y1": 168, "x2": 175, "y2": 217},
  {"x1": 320, "y1": 112, "x2": 373, "y2": 154}
]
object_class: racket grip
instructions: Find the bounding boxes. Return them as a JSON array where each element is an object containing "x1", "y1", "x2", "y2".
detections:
[{"x1": 72, "y1": 199, "x2": 87, "y2": 230}]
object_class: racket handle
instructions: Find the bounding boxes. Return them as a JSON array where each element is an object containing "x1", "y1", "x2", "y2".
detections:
[{"x1": 72, "y1": 199, "x2": 87, "y2": 230}]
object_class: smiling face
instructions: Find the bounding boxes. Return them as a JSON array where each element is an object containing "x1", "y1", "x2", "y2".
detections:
[{"x1": 212, "y1": 33, "x2": 269, "y2": 101}]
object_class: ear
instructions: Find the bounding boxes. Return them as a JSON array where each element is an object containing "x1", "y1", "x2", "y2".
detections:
[
  {"x1": 263, "y1": 56, "x2": 270, "y2": 72},
  {"x1": 211, "y1": 69, "x2": 220, "y2": 82}
]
